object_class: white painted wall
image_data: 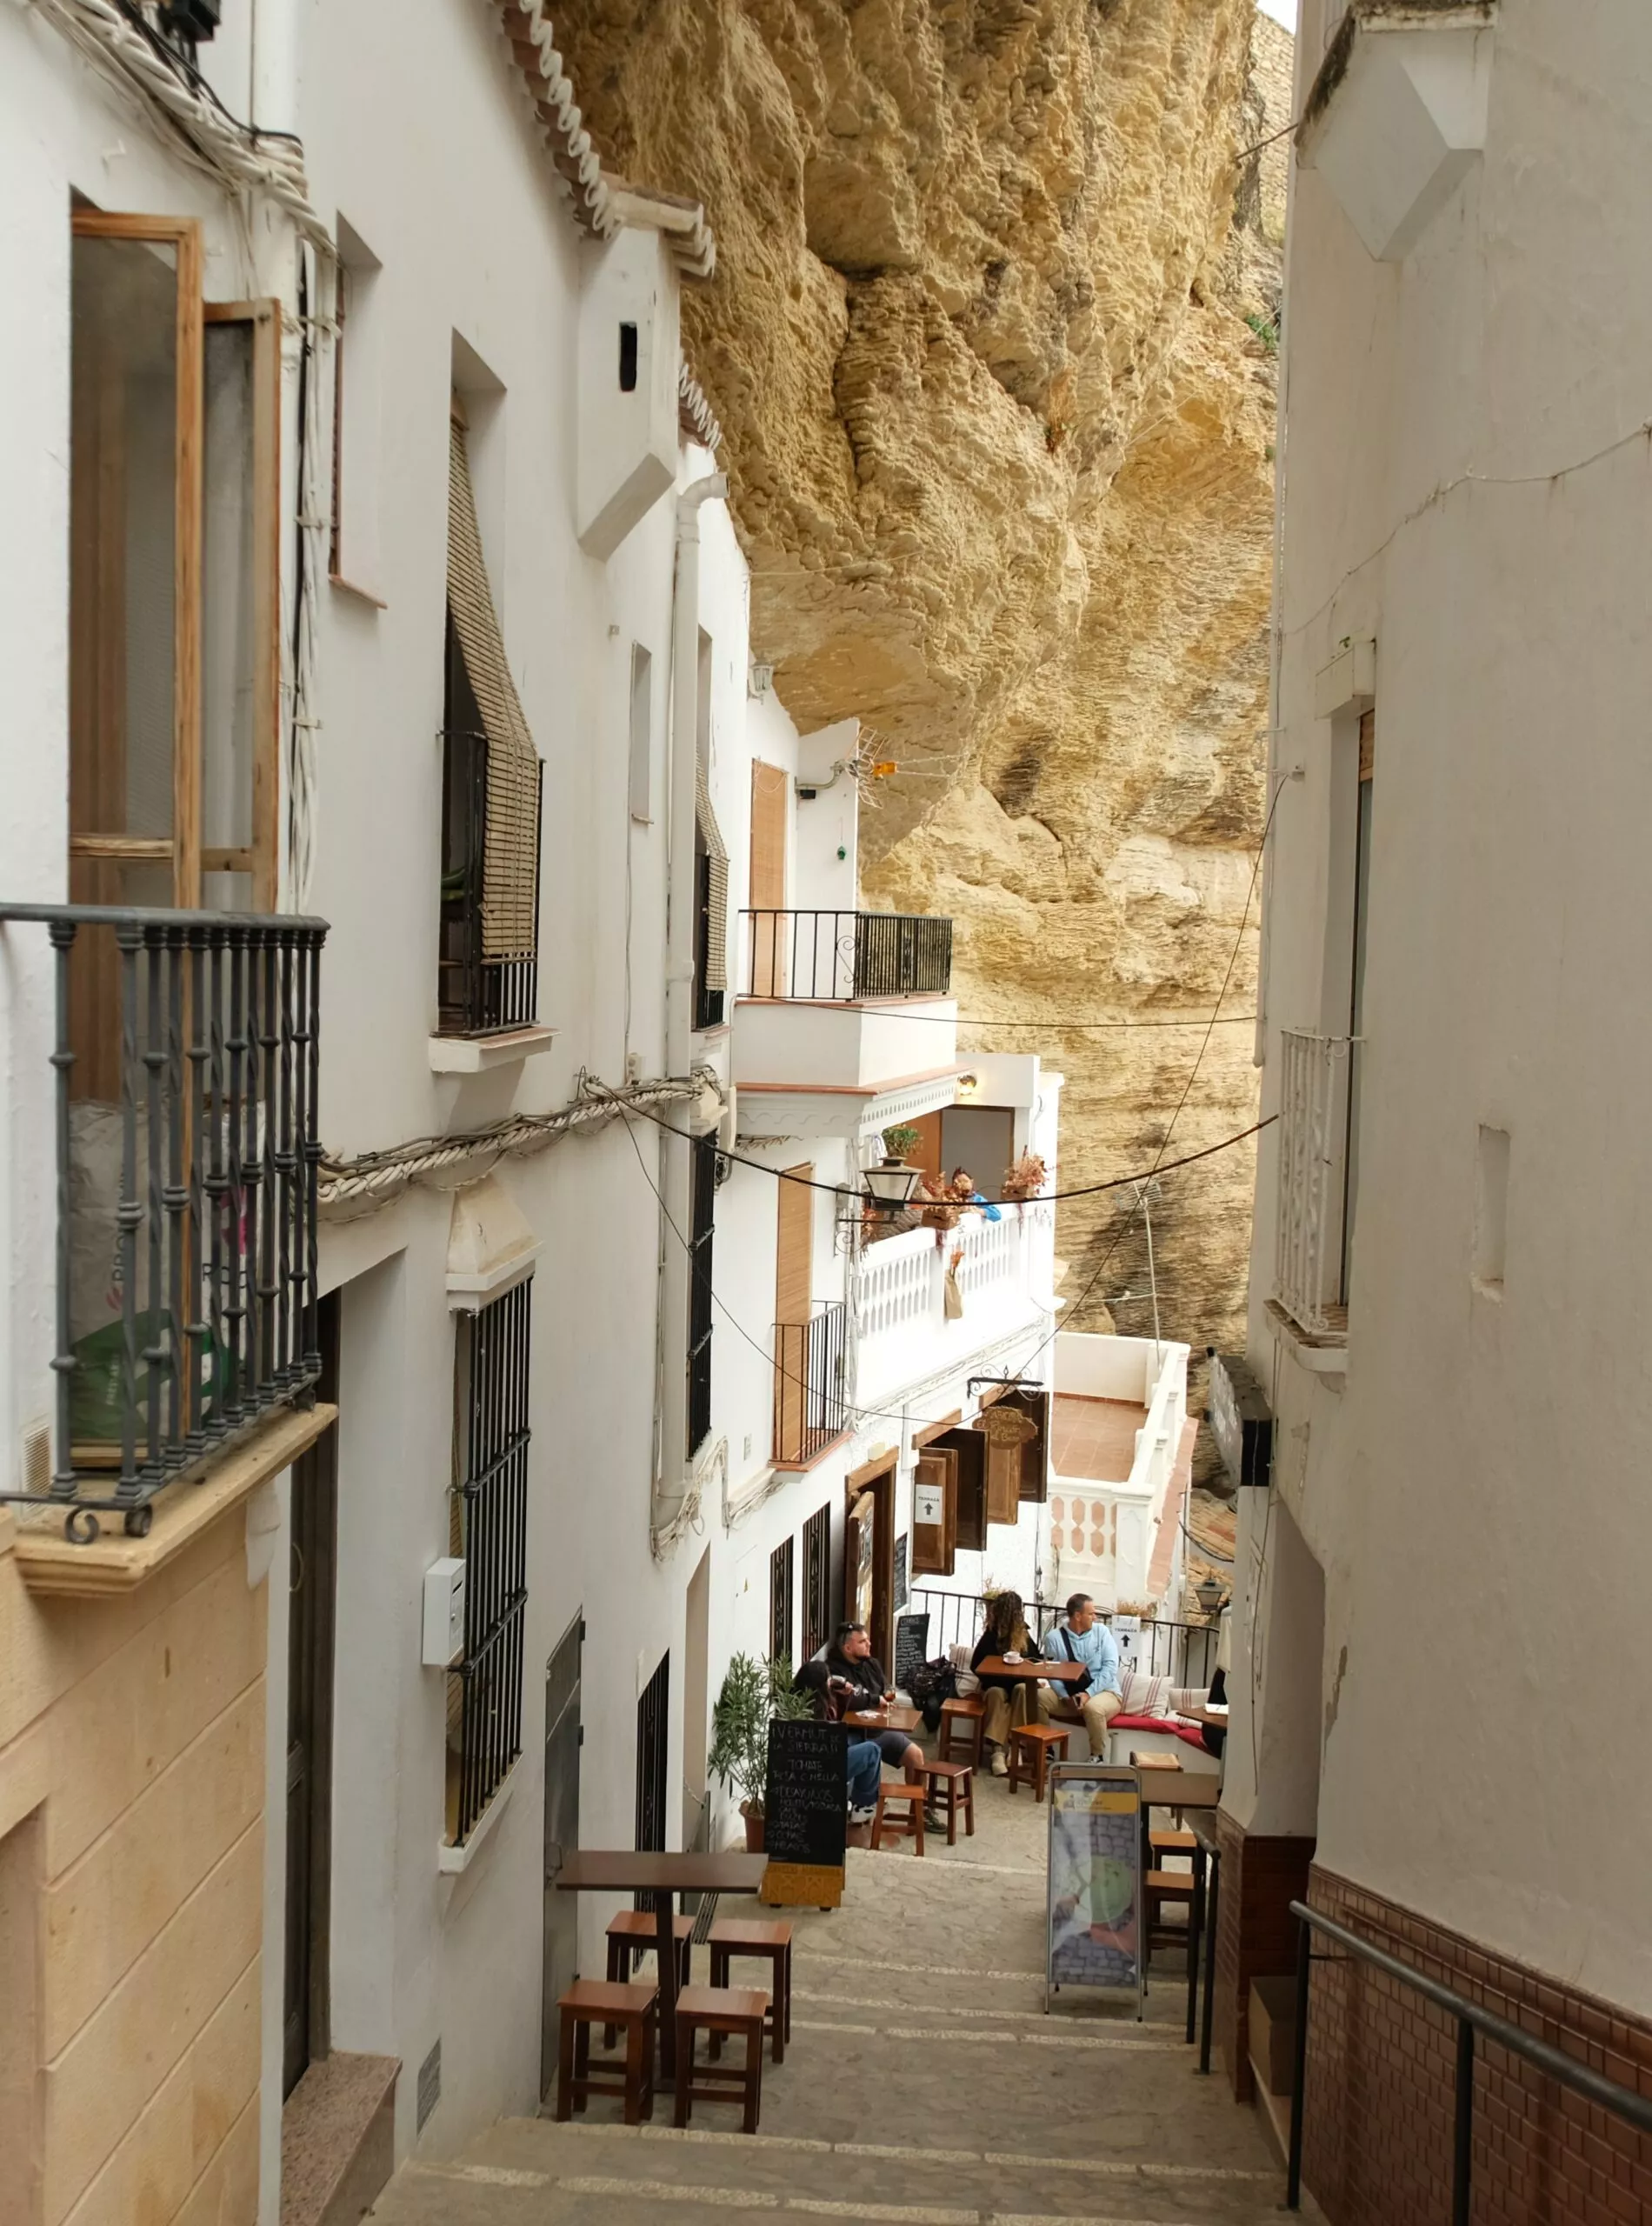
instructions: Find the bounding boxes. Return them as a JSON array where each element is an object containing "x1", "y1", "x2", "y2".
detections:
[{"x1": 1245, "y1": 0, "x2": 1652, "y2": 2014}]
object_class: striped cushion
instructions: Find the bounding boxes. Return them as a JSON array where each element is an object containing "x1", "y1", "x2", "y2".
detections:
[{"x1": 1120, "y1": 1667, "x2": 1174, "y2": 1716}]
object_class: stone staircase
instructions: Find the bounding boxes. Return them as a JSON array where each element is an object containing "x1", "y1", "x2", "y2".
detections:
[{"x1": 368, "y1": 1779, "x2": 1289, "y2": 2226}]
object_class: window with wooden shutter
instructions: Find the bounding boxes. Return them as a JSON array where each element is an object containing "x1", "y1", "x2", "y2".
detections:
[
  {"x1": 748, "y1": 760, "x2": 788, "y2": 995},
  {"x1": 1015, "y1": 1389, "x2": 1050, "y2": 1504},
  {"x1": 438, "y1": 403, "x2": 543, "y2": 1035},
  {"x1": 694, "y1": 755, "x2": 729, "y2": 1028},
  {"x1": 688, "y1": 1132, "x2": 717, "y2": 1454},
  {"x1": 910, "y1": 1446, "x2": 958, "y2": 1576}
]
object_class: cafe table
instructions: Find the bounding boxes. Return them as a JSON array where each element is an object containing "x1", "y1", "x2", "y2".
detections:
[
  {"x1": 843, "y1": 1703, "x2": 922, "y2": 1734},
  {"x1": 973, "y1": 1656, "x2": 1088, "y2": 1712},
  {"x1": 554, "y1": 1849, "x2": 769, "y2": 2083},
  {"x1": 1128, "y1": 1756, "x2": 1221, "y2": 1985}
]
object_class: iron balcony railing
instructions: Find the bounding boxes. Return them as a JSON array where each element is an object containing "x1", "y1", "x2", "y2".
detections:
[
  {"x1": 772, "y1": 1299, "x2": 849, "y2": 1465},
  {"x1": 437, "y1": 725, "x2": 543, "y2": 1036},
  {"x1": 1286, "y1": 1900, "x2": 1652, "y2": 2220},
  {"x1": 907, "y1": 1588, "x2": 1220, "y2": 1691},
  {"x1": 0, "y1": 903, "x2": 326, "y2": 1539},
  {"x1": 742, "y1": 909, "x2": 953, "y2": 1001},
  {"x1": 1273, "y1": 1030, "x2": 1353, "y2": 1343}
]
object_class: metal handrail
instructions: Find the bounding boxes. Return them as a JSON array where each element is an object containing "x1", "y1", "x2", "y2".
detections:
[{"x1": 1287, "y1": 1899, "x2": 1652, "y2": 2219}]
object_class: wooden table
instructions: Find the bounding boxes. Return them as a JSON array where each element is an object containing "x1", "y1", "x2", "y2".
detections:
[
  {"x1": 1177, "y1": 1703, "x2": 1230, "y2": 1730},
  {"x1": 974, "y1": 1656, "x2": 1088, "y2": 1696},
  {"x1": 844, "y1": 1704, "x2": 921, "y2": 1734},
  {"x1": 555, "y1": 1851, "x2": 769, "y2": 2085}
]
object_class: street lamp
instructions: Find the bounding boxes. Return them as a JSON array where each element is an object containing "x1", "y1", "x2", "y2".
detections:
[{"x1": 863, "y1": 1163, "x2": 923, "y2": 1215}]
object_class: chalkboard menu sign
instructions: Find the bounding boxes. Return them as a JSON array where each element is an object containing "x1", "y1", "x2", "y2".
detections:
[
  {"x1": 763, "y1": 1719, "x2": 849, "y2": 1870},
  {"x1": 893, "y1": 1531, "x2": 909, "y2": 1611},
  {"x1": 894, "y1": 1611, "x2": 930, "y2": 1696}
]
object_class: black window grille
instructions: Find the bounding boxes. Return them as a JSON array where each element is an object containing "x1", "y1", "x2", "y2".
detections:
[
  {"x1": 801, "y1": 1503, "x2": 832, "y2": 1663},
  {"x1": 438, "y1": 613, "x2": 543, "y2": 1036},
  {"x1": 693, "y1": 840, "x2": 724, "y2": 1030},
  {"x1": 687, "y1": 1133, "x2": 716, "y2": 1455},
  {"x1": 448, "y1": 1277, "x2": 531, "y2": 1845},
  {"x1": 740, "y1": 910, "x2": 953, "y2": 1000},
  {"x1": 635, "y1": 1651, "x2": 670, "y2": 1858},
  {"x1": 769, "y1": 1536, "x2": 795, "y2": 1666}
]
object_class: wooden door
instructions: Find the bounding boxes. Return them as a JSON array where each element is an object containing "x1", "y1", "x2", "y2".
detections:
[
  {"x1": 1015, "y1": 1390, "x2": 1050, "y2": 1504},
  {"x1": 941, "y1": 1429, "x2": 987, "y2": 1551},
  {"x1": 540, "y1": 1611, "x2": 583, "y2": 2099},
  {"x1": 283, "y1": 1292, "x2": 339, "y2": 2099},
  {"x1": 749, "y1": 761, "x2": 788, "y2": 994},
  {"x1": 844, "y1": 1460, "x2": 896, "y2": 1666},
  {"x1": 773, "y1": 1164, "x2": 813, "y2": 1462},
  {"x1": 911, "y1": 1447, "x2": 958, "y2": 1576}
]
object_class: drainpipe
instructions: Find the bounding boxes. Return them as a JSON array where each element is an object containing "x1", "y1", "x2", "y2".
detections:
[{"x1": 654, "y1": 472, "x2": 728, "y2": 1542}]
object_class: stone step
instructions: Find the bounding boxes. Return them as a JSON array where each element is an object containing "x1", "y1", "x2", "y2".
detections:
[{"x1": 372, "y1": 2115, "x2": 1284, "y2": 2226}]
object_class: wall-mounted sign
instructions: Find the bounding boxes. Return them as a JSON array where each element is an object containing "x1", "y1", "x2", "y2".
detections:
[
  {"x1": 973, "y1": 1405, "x2": 1036, "y2": 1447},
  {"x1": 1208, "y1": 1350, "x2": 1273, "y2": 1491},
  {"x1": 914, "y1": 1480, "x2": 943, "y2": 1525}
]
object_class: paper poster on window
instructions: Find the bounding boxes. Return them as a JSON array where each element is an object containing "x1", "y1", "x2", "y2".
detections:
[
  {"x1": 1046, "y1": 1765, "x2": 1142, "y2": 2013},
  {"x1": 914, "y1": 1480, "x2": 943, "y2": 1525}
]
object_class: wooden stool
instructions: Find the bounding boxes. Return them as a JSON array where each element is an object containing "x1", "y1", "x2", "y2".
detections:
[
  {"x1": 1008, "y1": 1723, "x2": 1069, "y2": 1801},
  {"x1": 674, "y1": 1985, "x2": 767, "y2": 2133},
  {"x1": 708, "y1": 1919, "x2": 792, "y2": 2063},
  {"x1": 870, "y1": 1782, "x2": 927, "y2": 1854},
  {"x1": 1150, "y1": 1829, "x2": 1197, "y2": 1865},
  {"x1": 553, "y1": 1980, "x2": 656, "y2": 2125},
  {"x1": 919, "y1": 1758, "x2": 975, "y2": 1845},
  {"x1": 1144, "y1": 1868, "x2": 1196, "y2": 1966},
  {"x1": 937, "y1": 1695, "x2": 986, "y2": 1765},
  {"x1": 604, "y1": 1910, "x2": 693, "y2": 2043}
]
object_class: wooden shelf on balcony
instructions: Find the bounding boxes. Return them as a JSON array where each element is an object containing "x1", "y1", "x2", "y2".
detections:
[{"x1": 9, "y1": 1403, "x2": 338, "y2": 1598}]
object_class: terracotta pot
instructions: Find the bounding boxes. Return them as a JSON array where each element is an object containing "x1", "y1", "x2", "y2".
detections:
[{"x1": 741, "y1": 1803, "x2": 765, "y2": 1854}]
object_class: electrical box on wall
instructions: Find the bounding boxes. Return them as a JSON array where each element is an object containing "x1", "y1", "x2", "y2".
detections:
[{"x1": 423, "y1": 1557, "x2": 466, "y2": 1667}]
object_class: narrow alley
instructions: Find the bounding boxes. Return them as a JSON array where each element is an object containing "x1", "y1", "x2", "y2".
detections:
[{"x1": 367, "y1": 1782, "x2": 1285, "y2": 2226}]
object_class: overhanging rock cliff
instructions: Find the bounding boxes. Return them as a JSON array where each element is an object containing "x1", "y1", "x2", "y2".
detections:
[{"x1": 550, "y1": 0, "x2": 1292, "y2": 1354}]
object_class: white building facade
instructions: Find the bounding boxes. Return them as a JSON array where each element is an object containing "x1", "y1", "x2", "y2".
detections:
[
  {"x1": 1228, "y1": 2, "x2": 1652, "y2": 2211},
  {"x1": 0, "y1": 8, "x2": 1068, "y2": 2224}
]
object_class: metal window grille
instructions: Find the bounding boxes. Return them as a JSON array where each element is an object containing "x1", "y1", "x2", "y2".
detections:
[
  {"x1": 635, "y1": 1651, "x2": 670, "y2": 1856},
  {"x1": 771, "y1": 1299, "x2": 848, "y2": 1464},
  {"x1": 440, "y1": 417, "x2": 543, "y2": 1037},
  {"x1": 740, "y1": 910, "x2": 952, "y2": 1000},
  {"x1": 687, "y1": 1133, "x2": 716, "y2": 1454},
  {"x1": 1273, "y1": 1030, "x2": 1354, "y2": 1341},
  {"x1": 0, "y1": 903, "x2": 325, "y2": 1541},
  {"x1": 448, "y1": 1278, "x2": 531, "y2": 1844},
  {"x1": 693, "y1": 842, "x2": 724, "y2": 1030},
  {"x1": 801, "y1": 1503, "x2": 832, "y2": 1663},
  {"x1": 439, "y1": 616, "x2": 542, "y2": 1036},
  {"x1": 769, "y1": 1536, "x2": 795, "y2": 1665}
]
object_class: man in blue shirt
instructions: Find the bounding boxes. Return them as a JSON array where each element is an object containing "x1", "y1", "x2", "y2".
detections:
[{"x1": 1037, "y1": 1592, "x2": 1123, "y2": 1756}]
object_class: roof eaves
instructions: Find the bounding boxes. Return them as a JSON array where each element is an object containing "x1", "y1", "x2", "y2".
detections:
[
  {"x1": 495, "y1": 0, "x2": 619, "y2": 240},
  {"x1": 679, "y1": 363, "x2": 723, "y2": 453}
]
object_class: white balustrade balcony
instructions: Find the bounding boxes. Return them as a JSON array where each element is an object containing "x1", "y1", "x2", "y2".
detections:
[
  {"x1": 851, "y1": 1201, "x2": 1053, "y2": 1406},
  {"x1": 1272, "y1": 1030, "x2": 1353, "y2": 1346}
]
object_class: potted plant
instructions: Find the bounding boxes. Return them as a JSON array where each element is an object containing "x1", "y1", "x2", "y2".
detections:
[
  {"x1": 708, "y1": 1652, "x2": 814, "y2": 1852},
  {"x1": 1001, "y1": 1150, "x2": 1047, "y2": 1204},
  {"x1": 879, "y1": 1123, "x2": 923, "y2": 1166}
]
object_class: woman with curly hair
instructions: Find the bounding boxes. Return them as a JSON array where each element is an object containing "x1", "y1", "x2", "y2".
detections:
[{"x1": 970, "y1": 1588, "x2": 1034, "y2": 1776}]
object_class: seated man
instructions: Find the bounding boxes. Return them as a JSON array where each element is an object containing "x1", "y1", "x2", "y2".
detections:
[
  {"x1": 1036, "y1": 1591, "x2": 1122, "y2": 1756},
  {"x1": 796, "y1": 1623, "x2": 928, "y2": 1783},
  {"x1": 846, "y1": 1736, "x2": 883, "y2": 1824}
]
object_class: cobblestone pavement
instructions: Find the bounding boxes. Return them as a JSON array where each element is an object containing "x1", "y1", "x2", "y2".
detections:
[{"x1": 368, "y1": 1763, "x2": 1294, "y2": 2226}]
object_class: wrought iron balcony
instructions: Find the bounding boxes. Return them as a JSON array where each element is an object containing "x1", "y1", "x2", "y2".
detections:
[
  {"x1": 0, "y1": 903, "x2": 327, "y2": 1539},
  {"x1": 773, "y1": 1299, "x2": 849, "y2": 1466},
  {"x1": 742, "y1": 909, "x2": 952, "y2": 1001}
]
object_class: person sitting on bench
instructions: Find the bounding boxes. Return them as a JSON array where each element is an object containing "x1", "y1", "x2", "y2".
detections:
[{"x1": 1036, "y1": 1592, "x2": 1122, "y2": 1756}]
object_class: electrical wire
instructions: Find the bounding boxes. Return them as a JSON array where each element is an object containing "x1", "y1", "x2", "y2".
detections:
[{"x1": 610, "y1": 1090, "x2": 1276, "y2": 1208}]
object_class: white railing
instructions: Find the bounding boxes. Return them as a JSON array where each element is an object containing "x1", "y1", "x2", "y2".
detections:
[
  {"x1": 1274, "y1": 1030, "x2": 1352, "y2": 1341},
  {"x1": 851, "y1": 1203, "x2": 1047, "y2": 1402}
]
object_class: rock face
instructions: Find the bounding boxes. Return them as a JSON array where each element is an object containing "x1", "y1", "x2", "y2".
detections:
[{"x1": 551, "y1": 0, "x2": 1291, "y2": 1353}]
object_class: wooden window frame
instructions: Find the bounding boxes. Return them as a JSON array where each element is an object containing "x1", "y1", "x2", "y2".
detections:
[
  {"x1": 69, "y1": 210, "x2": 281, "y2": 910},
  {"x1": 203, "y1": 298, "x2": 283, "y2": 910},
  {"x1": 70, "y1": 210, "x2": 204, "y2": 907}
]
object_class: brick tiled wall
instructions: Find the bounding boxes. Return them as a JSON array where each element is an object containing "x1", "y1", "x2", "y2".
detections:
[
  {"x1": 1214, "y1": 1811, "x2": 1315, "y2": 2102},
  {"x1": 1305, "y1": 1867, "x2": 1652, "y2": 2224}
]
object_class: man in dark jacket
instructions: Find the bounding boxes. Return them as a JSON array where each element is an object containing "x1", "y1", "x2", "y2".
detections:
[{"x1": 796, "y1": 1623, "x2": 928, "y2": 1781}]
